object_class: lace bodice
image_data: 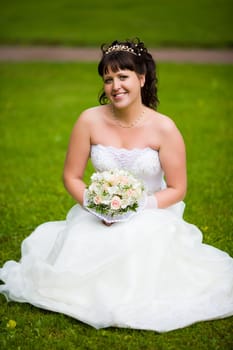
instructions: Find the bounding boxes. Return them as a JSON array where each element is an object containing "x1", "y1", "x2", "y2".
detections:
[{"x1": 91, "y1": 145, "x2": 165, "y2": 194}]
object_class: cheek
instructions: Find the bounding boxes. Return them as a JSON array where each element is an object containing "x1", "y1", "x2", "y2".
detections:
[
  {"x1": 131, "y1": 80, "x2": 142, "y2": 94},
  {"x1": 104, "y1": 85, "x2": 111, "y2": 95}
]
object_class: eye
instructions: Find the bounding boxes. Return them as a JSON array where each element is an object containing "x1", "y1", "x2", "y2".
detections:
[
  {"x1": 119, "y1": 75, "x2": 128, "y2": 81},
  {"x1": 104, "y1": 77, "x2": 112, "y2": 84}
]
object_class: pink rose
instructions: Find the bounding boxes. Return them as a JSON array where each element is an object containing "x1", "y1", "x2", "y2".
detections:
[
  {"x1": 110, "y1": 196, "x2": 121, "y2": 210},
  {"x1": 94, "y1": 196, "x2": 102, "y2": 205},
  {"x1": 126, "y1": 189, "x2": 134, "y2": 197}
]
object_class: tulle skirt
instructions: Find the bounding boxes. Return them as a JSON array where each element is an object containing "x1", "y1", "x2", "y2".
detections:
[{"x1": 0, "y1": 204, "x2": 233, "y2": 332}]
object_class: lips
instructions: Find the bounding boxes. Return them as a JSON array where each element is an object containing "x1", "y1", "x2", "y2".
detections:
[{"x1": 112, "y1": 92, "x2": 127, "y2": 99}]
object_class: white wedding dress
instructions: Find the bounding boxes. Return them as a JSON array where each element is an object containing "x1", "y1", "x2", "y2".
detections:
[{"x1": 0, "y1": 144, "x2": 233, "y2": 332}]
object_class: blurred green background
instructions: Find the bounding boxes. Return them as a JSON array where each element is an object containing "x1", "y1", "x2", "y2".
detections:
[{"x1": 0, "y1": 0, "x2": 233, "y2": 47}]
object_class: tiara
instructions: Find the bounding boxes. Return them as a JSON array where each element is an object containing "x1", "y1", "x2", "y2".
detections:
[{"x1": 104, "y1": 44, "x2": 138, "y2": 56}]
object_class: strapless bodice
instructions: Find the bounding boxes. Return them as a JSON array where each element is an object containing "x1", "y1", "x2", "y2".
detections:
[{"x1": 90, "y1": 144, "x2": 165, "y2": 194}]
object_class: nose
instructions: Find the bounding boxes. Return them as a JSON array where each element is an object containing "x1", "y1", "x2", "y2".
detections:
[{"x1": 112, "y1": 78, "x2": 120, "y2": 90}]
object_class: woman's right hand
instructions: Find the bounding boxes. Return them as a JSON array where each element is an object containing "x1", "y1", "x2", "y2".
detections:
[{"x1": 102, "y1": 220, "x2": 113, "y2": 226}]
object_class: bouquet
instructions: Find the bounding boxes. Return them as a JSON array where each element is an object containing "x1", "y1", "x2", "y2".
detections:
[{"x1": 84, "y1": 169, "x2": 146, "y2": 223}]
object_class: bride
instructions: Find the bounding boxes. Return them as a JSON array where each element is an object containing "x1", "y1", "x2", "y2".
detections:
[{"x1": 0, "y1": 38, "x2": 232, "y2": 332}]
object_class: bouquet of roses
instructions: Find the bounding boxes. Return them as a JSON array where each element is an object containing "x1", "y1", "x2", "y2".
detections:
[{"x1": 84, "y1": 169, "x2": 146, "y2": 223}]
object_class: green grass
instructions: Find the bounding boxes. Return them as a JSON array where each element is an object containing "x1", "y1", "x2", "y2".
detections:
[
  {"x1": 0, "y1": 62, "x2": 232, "y2": 349},
  {"x1": 0, "y1": 0, "x2": 233, "y2": 48}
]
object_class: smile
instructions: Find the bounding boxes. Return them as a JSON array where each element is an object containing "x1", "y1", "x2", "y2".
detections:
[{"x1": 112, "y1": 92, "x2": 127, "y2": 98}]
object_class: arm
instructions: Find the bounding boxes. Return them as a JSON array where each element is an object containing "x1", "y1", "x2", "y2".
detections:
[
  {"x1": 155, "y1": 119, "x2": 187, "y2": 208},
  {"x1": 63, "y1": 111, "x2": 91, "y2": 205}
]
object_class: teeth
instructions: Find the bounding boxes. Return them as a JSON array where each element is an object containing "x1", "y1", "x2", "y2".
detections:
[{"x1": 114, "y1": 93, "x2": 125, "y2": 97}]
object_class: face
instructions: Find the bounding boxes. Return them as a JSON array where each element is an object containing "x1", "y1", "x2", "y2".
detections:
[{"x1": 103, "y1": 68, "x2": 145, "y2": 109}]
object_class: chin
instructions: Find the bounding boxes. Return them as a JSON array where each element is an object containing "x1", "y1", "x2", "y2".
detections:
[{"x1": 112, "y1": 99, "x2": 130, "y2": 109}]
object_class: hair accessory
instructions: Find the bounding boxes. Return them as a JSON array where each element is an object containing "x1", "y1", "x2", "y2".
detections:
[{"x1": 105, "y1": 44, "x2": 137, "y2": 56}]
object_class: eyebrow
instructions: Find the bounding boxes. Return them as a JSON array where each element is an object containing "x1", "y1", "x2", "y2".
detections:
[{"x1": 104, "y1": 70, "x2": 128, "y2": 77}]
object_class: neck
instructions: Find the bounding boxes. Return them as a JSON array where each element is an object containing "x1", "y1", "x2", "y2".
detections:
[{"x1": 111, "y1": 102, "x2": 144, "y2": 123}]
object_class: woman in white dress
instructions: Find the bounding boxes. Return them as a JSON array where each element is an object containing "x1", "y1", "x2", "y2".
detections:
[{"x1": 0, "y1": 38, "x2": 232, "y2": 332}]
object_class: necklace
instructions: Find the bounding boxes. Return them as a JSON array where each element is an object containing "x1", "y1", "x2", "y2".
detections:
[{"x1": 111, "y1": 106, "x2": 145, "y2": 128}]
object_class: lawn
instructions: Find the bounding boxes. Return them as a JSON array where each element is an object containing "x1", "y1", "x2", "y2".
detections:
[
  {"x1": 0, "y1": 62, "x2": 232, "y2": 349},
  {"x1": 0, "y1": 0, "x2": 233, "y2": 48}
]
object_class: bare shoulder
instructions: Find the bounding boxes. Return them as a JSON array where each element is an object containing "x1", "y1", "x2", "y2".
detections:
[
  {"x1": 147, "y1": 110, "x2": 185, "y2": 149},
  {"x1": 151, "y1": 111, "x2": 178, "y2": 131},
  {"x1": 148, "y1": 110, "x2": 182, "y2": 137},
  {"x1": 75, "y1": 105, "x2": 107, "y2": 125}
]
